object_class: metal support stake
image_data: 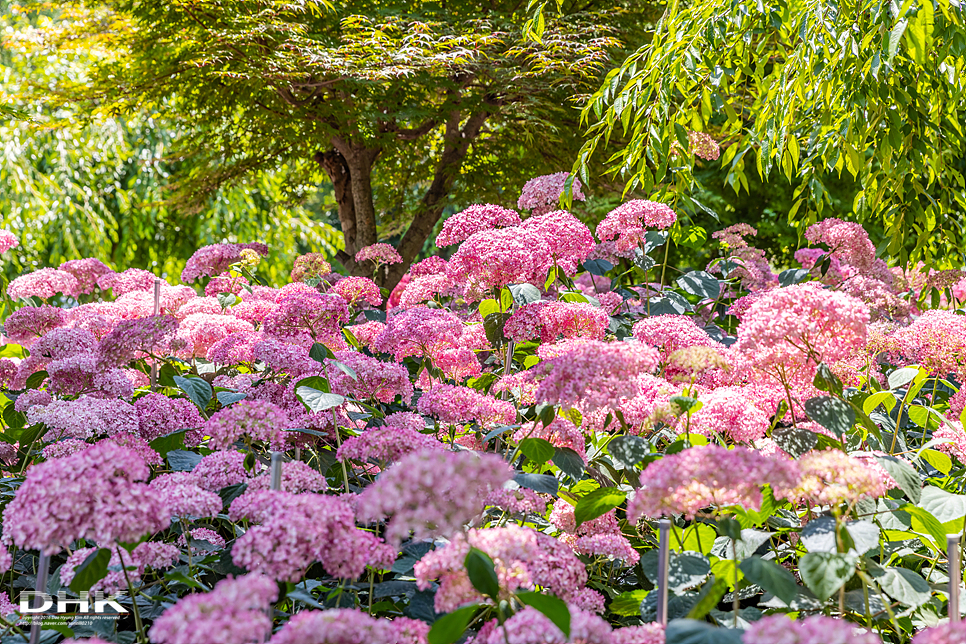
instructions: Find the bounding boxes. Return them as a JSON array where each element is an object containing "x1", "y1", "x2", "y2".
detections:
[
  {"x1": 150, "y1": 278, "x2": 161, "y2": 391},
  {"x1": 950, "y1": 534, "x2": 962, "y2": 622},
  {"x1": 657, "y1": 519, "x2": 671, "y2": 626},
  {"x1": 28, "y1": 552, "x2": 50, "y2": 644},
  {"x1": 270, "y1": 452, "x2": 283, "y2": 491}
]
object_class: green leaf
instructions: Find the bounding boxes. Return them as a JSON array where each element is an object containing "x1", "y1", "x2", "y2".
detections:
[
  {"x1": 888, "y1": 366, "x2": 920, "y2": 390},
  {"x1": 309, "y1": 342, "x2": 334, "y2": 363},
  {"x1": 427, "y1": 605, "x2": 478, "y2": 644},
  {"x1": 641, "y1": 550, "x2": 711, "y2": 593},
  {"x1": 905, "y1": 0, "x2": 933, "y2": 66},
  {"x1": 887, "y1": 19, "x2": 908, "y2": 64},
  {"x1": 552, "y1": 447, "x2": 584, "y2": 480},
  {"x1": 582, "y1": 259, "x2": 614, "y2": 276},
  {"x1": 812, "y1": 363, "x2": 843, "y2": 396},
  {"x1": 174, "y1": 375, "x2": 212, "y2": 413},
  {"x1": 329, "y1": 360, "x2": 359, "y2": 381},
  {"x1": 918, "y1": 486, "x2": 966, "y2": 523},
  {"x1": 164, "y1": 570, "x2": 208, "y2": 590},
  {"x1": 778, "y1": 268, "x2": 809, "y2": 287},
  {"x1": 518, "y1": 437, "x2": 555, "y2": 464},
  {"x1": 799, "y1": 552, "x2": 857, "y2": 601},
  {"x1": 902, "y1": 504, "x2": 947, "y2": 549},
  {"x1": 295, "y1": 386, "x2": 345, "y2": 413},
  {"x1": 513, "y1": 471, "x2": 558, "y2": 496},
  {"x1": 685, "y1": 577, "x2": 728, "y2": 620},
  {"x1": 465, "y1": 548, "x2": 500, "y2": 599},
  {"x1": 675, "y1": 271, "x2": 720, "y2": 300},
  {"x1": 803, "y1": 396, "x2": 855, "y2": 438},
  {"x1": 68, "y1": 548, "x2": 111, "y2": 593},
  {"x1": 869, "y1": 564, "x2": 931, "y2": 607},
  {"x1": 609, "y1": 589, "x2": 649, "y2": 616},
  {"x1": 509, "y1": 283, "x2": 542, "y2": 305},
  {"x1": 919, "y1": 448, "x2": 952, "y2": 475},
  {"x1": 168, "y1": 449, "x2": 203, "y2": 472},
  {"x1": 771, "y1": 424, "x2": 819, "y2": 458},
  {"x1": 739, "y1": 557, "x2": 800, "y2": 605},
  {"x1": 148, "y1": 428, "x2": 187, "y2": 457},
  {"x1": 17, "y1": 423, "x2": 48, "y2": 448},
  {"x1": 664, "y1": 619, "x2": 744, "y2": 644},
  {"x1": 871, "y1": 453, "x2": 921, "y2": 503},
  {"x1": 287, "y1": 588, "x2": 325, "y2": 609},
  {"x1": 25, "y1": 370, "x2": 48, "y2": 390},
  {"x1": 483, "y1": 311, "x2": 511, "y2": 346},
  {"x1": 607, "y1": 435, "x2": 650, "y2": 468},
  {"x1": 216, "y1": 391, "x2": 248, "y2": 406},
  {"x1": 294, "y1": 375, "x2": 330, "y2": 394},
  {"x1": 574, "y1": 487, "x2": 626, "y2": 528},
  {"x1": 2, "y1": 402, "x2": 26, "y2": 430},
  {"x1": 516, "y1": 591, "x2": 571, "y2": 638}
]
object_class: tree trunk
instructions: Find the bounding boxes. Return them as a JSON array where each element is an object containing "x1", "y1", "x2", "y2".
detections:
[{"x1": 314, "y1": 150, "x2": 357, "y2": 252}]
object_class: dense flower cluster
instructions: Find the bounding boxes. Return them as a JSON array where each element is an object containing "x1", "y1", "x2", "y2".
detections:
[
  {"x1": 517, "y1": 172, "x2": 586, "y2": 215},
  {"x1": 596, "y1": 200, "x2": 677, "y2": 251},
  {"x1": 743, "y1": 615, "x2": 882, "y2": 644}
]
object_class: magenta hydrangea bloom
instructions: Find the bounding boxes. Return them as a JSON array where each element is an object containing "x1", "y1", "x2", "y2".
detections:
[
  {"x1": 206, "y1": 330, "x2": 261, "y2": 365},
  {"x1": 683, "y1": 387, "x2": 770, "y2": 443},
  {"x1": 135, "y1": 393, "x2": 205, "y2": 442},
  {"x1": 518, "y1": 172, "x2": 586, "y2": 216},
  {"x1": 632, "y1": 314, "x2": 718, "y2": 361},
  {"x1": 612, "y1": 624, "x2": 665, "y2": 644},
  {"x1": 372, "y1": 306, "x2": 464, "y2": 361},
  {"x1": 417, "y1": 384, "x2": 516, "y2": 427},
  {"x1": 59, "y1": 258, "x2": 114, "y2": 294},
  {"x1": 627, "y1": 444, "x2": 801, "y2": 520},
  {"x1": 96, "y1": 267, "x2": 158, "y2": 296},
  {"x1": 27, "y1": 396, "x2": 138, "y2": 441},
  {"x1": 262, "y1": 292, "x2": 349, "y2": 344},
  {"x1": 436, "y1": 204, "x2": 522, "y2": 247},
  {"x1": 804, "y1": 218, "x2": 878, "y2": 274},
  {"x1": 245, "y1": 460, "x2": 327, "y2": 494},
  {"x1": 446, "y1": 227, "x2": 552, "y2": 297},
  {"x1": 520, "y1": 210, "x2": 595, "y2": 274},
  {"x1": 511, "y1": 416, "x2": 586, "y2": 462},
  {"x1": 534, "y1": 340, "x2": 660, "y2": 411},
  {"x1": 504, "y1": 301, "x2": 609, "y2": 344},
  {"x1": 269, "y1": 609, "x2": 420, "y2": 644},
  {"x1": 149, "y1": 574, "x2": 277, "y2": 644},
  {"x1": 895, "y1": 309, "x2": 966, "y2": 377},
  {"x1": 204, "y1": 272, "x2": 249, "y2": 297},
  {"x1": 414, "y1": 525, "x2": 588, "y2": 612},
  {"x1": 204, "y1": 399, "x2": 293, "y2": 450},
  {"x1": 98, "y1": 315, "x2": 181, "y2": 368},
  {"x1": 743, "y1": 614, "x2": 881, "y2": 644},
  {"x1": 0, "y1": 230, "x2": 19, "y2": 254},
  {"x1": 794, "y1": 449, "x2": 889, "y2": 507},
  {"x1": 1, "y1": 441, "x2": 168, "y2": 553},
  {"x1": 7, "y1": 268, "x2": 80, "y2": 300},
  {"x1": 479, "y1": 605, "x2": 611, "y2": 644},
  {"x1": 229, "y1": 490, "x2": 394, "y2": 581},
  {"x1": 176, "y1": 313, "x2": 256, "y2": 358},
  {"x1": 328, "y1": 350, "x2": 413, "y2": 403},
  {"x1": 178, "y1": 527, "x2": 226, "y2": 553},
  {"x1": 337, "y1": 423, "x2": 443, "y2": 464},
  {"x1": 329, "y1": 275, "x2": 383, "y2": 306},
  {"x1": 596, "y1": 200, "x2": 678, "y2": 252},
  {"x1": 357, "y1": 449, "x2": 512, "y2": 545},
  {"x1": 190, "y1": 450, "x2": 253, "y2": 491},
  {"x1": 150, "y1": 472, "x2": 223, "y2": 518},
  {"x1": 355, "y1": 243, "x2": 402, "y2": 265},
  {"x1": 3, "y1": 305, "x2": 67, "y2": 346},
  {"x1": 32, "y1": 327, "x2": 97, "y2": 359},
  {"x1": 181, "y1": 242, "x2": 268, "y2": 283}
]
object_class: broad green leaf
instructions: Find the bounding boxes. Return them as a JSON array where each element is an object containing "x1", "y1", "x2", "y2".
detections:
[
  {"x1": 516, "y1": 591, "x2": 570, "y2": 638},
  {"x1": 427, "y1": 605, "x2": 478, "y2": 644},
  {"x1": 465, "y1": 548, "x2": 500, "y2": 599},
  {"x1": 295, "y1": 386, "x2": 346, "y2": 413},
  {"x1": 919, "y1": 449, "x2": 952, "y2": 475},
  {"x1": 513, "y1": 471, "x2": 558, "y2": 496},
  {"x1": 574, "y1": 487, "x2": 626, "y2": 528},
  {"x1": 552, "y1": 447, "x2": 584, "y2": 480},
  {"x1": 675, "y1": 270, "x2": 720, "y2": 300},
  {"x1": 799, "y1": 552, "x2": 857, "y2": 601},
  {"x1": 174, "y1": 375, "x2": 212, "y2": 413},
  {"x1": 918, "y1": 486, "x2": 966, "y2": 523},
  {"x1": 863, "y1": 391, "x2": 897, "y2": 414},
  {"x1": 148, "y1": 428, "x2": 187, "y2": 457},
  {"x1": 685, "y1": 576, "x2": 728, "y2": 620},
  {"x1": 519, "y1": 437, "x2": 555, "y2": 464},
  {"x1": 641, "y1": 550, "x2": 711, "y2": 594},
  {"x1": 164, "y1": 570, "x2": 208, "y2": 590},
  {"x1": 309, "y1": 342, "x2": 334, "y2": 363},
  {"x1": 508, "y1": 283, "x2": 542, "y2": 305},
  {"x1": 607, "y1": 435, "x2": 650, "y2": 468},
  {"x1": 582, "y1": 259, "x2": 614, "y2": 276},
  {"x1": 69, "y1": 548, "x2": 111, "y2": 593},
  {"x1": 869, "y1": 564, "x2": 931, "y2": 607},
  {"x1": 216, "y1": 391, "x2": 248, "y2": 406},
  {"x1": 609, "y1": 589, "x2": 649, "y2": 616},
  {"x1": 739, "y1": 557, "x2": 800, "y2": 605},
  {"x1": 888, "y1": 366, "x2": 921, "y2": 390},
  {"x1": 871, "y1": 453, "x2": 921, "y2": 503},
  {"x1": 803, "y1": 396, "x2": 855, "y2": 438},
  {"x1": 664, "y1": 619, "x2": 743, "y2": 644}
]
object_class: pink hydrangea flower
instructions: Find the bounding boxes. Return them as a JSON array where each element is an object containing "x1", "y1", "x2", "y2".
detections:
[
  {"x1": 484, "y1": 487, "x2": 548, "y2": 515},
  {"x1": 684, "y1": 387, "x2": 770, "y2": 443},
  {"x1": 398, "y1": 273, "x2": 457, "y2": 308},
  {"x1": 535, "y1": 340, "x2": 660, "y2": 411},
  {"x1": 687, "y1": 130, "x2": 720, "y2": 160},
  {"x1": 415, "y1": 525, "x2": 589, "y2": 612},
  {"x1": 520, "y1": 210, "x2": 595, "y2": 274},
  {"x1": 913, "y1": 621, "x2": 966, "y2": 644},
  {"x1": 505, "y1": 301, "x2": 609, "y2": 344},
  {"x1": 329, "y1": 276, "x2": 383, "y2": 306},
  {"x1": 59, "y1": 258, "x2": 114, "y2": 294},
  {"x1": 14, "y1": 388, "x2": 52, "y2": 413},
  {"x1": 479, "y1": 605, "x2": 611, "y2": 644},
  {"x1": 135, "y1": 393, "x2": 205, "y2": 442},
  {"x1": 355, "y1": 243, "x2": 402, "y2": 265},
  {"x1": 338, "y1": 423, "x2": 444, "y2": 464},
  {"x1": 793, "y1": 449, "x2": 889, "y2": 506},
  {"x1": 176, "y1": 313, "x2": 255, "y2": 358},
  {"x1": 512, "y1": 416, "x2": 586, "y2": 462},
  {"x1": 596, "y1": 200, "x2": 677, "y2": 252},
  {"x1": 98, "y1": 315, "x2": 181, "y2": 368},
  {"x1": 357, "y1": 449, "x2": 512, "y2": 545},
  {"x1": 612, "y1": 624, "x2": 665, "y2": 644},
  {"x1": 328, "y1": 350, "x2": 413, "y2": 403},
  {"x1": 632, "y1": 314, "x2": 718, "y2": 360},
  {"x1": 518, "y1": 172, "x2": 586, "y2": 216},
  {"x1": 1, "y1": 441, "x2": 168, "y2": 553},
  {"x1": 204, "y1": 272, "x2": 249, "y2": 297},
  {"x1": 895, "y1": 310, "x2": 966, "y2": 377},
  {"x1": 191, "y1": 450, "x2": 253, "y2": 491},
  {"x1": 744, "y1": 614, "x2": 881, "y2": 644},
  {"x1": 96, "y1": 267, "x2": 158, "y2": 296},
  {"x1": 27, "y1": 396, "x2": 138, "y2": 442},
  {"x1": 150, "y1": 472, "x2": 223, "y2": 518},
  {"x1": 149, "y1": 574, "x2": 277, "y2": 644},
  {"x1": 7, "y1": 268, "x2": 80, "y2": 300},
  {"x1": 206, "y1": 331, "x2": 261, "y2": 365},
  {"x1": 4, "y1": 305, "x2": 67, "y2": 346},
  {"x1": 627, "y1": 444, "x2": 801, "y2": 519},
  {"x1": 245, "y1": 460, "x2": 327, "y2": 494},
  {"x1": 417, "y1": 384, "x2": 516, "y2": 427},
  {"x1": 0, "y1": 230, "x2": 19, "y2": 254},
  {"x1": 446, "y1": 227, "x2": 552, "y2": 297},
  {"x1": 436, "y1": 204, "x2": 522, "y2": 247},
  {"x1": 262, "y1": 292, "x2": 348, "y2": 345},
  {"x1": 805, "y1": 218, "x2": 877, "y2": 274},
  {"x1": 181, "y1": 242, "x2": 268, "y2": 283},
  {"x1": 269, "y1": 609, "x2": 420, "y2": 644},
  {"x1": 177, "y1": 527, "x2": 226, "y2": 553},
  {"x1": 372, "y1": 306, "x2": 464, "y2": 360},
  {"x1": 205, "y1": 399, "x2": 293, "y2": 451},
  {"x1": 229, "y1": 490, "x2": 394, "y2": 581}
]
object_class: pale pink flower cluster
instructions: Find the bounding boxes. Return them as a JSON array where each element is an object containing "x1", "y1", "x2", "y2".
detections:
[
  {"x1": 229, "y1": 490, "x2": 393, "y2": 580},
  {"x1": 912, "y1": 621, "x2": 966, "y2": 644},
  {"x1": 328, "y1": 350, "x2": 414, "y2": 403},
  {"x1": 1, "y1": 442, "x2": 168, "y2": 553},
  {"x1": 415, "y1": 525, "x2": 588, "y2": 611},
  {"x1": 347, "y1": 320, "x2": 386, "y2": 349},
  {"x1": 596, "y1": 200, "x2": 677, "y2": 252},
  {"x1": 535, "y1": 340, "x2": 660, "y2": 411},
  {"x1": 176, "y1": 313, "x2": 255, "y2": 358},
  {"x1": 14, "y1": 388, "x2": 52, "y2": 413},
  {"x1": 632, "y1": 315, "x2": 718, "y2": 361},
  {"x1": 505, "y1": 301, "x2": 609, "y2": 344},
  {"x1": 684, "y1": 387, "x2": 770, "y2": 443},
  {"x1": 269, "y1": 609, "x2": 428, "y2": 644},
  {"x1": 3, "y1": 305, "x2": 66, "y2": 346},
  {"x1": 357, "y1": 449, "x2": 512, "y2": 544},
  {"x1": 934, "y1": 421, "x2": 966, "y2": 463},
  {"x1": 688, "y1": 130, "x2": 720, "y2": 160},
  {"x1": 709, "y1": 224, "x2": 776, "y2": 292},
  {"x1": 135, "y1": 393, "x2": 205, "y2": 442},
  {"x1": 149, "y1": 574, "x2": 277, "y2": 644},
  {"x1": 262, "y1": 292, "x2": 348, "y2": 344},
  {"x1": 245, "y1": 460, "x2": 327, "y2": 494},
  {"x1": 330, "y1": 276, "x2": 383, "y2": 306},
  {"x1": 743, "y1": 614, "x2": 881, "y2": 644},
  {"x1": 355, "y1": 243, "x2": 402, "y2": 265},
  {"x1": 205, "y1": 399, "x2": 293, "y2": 451},
  {"x1": 62, "y1": 542, "x2": 179, "y2": 594},
  {"x1": 550, "y1": 499, "x2": 639, "y2": 564},
  {"x1": 484, "y1": 487, "x2": 548, "y2": 514},
  {"x1": 7, "y1": 268, "x2": 80, "y2": 300},
  {"x1": 253, "y1": 335, "x2": 319, "y2": 375},
  {"x1": 417, "y1": 384, "x2": 516, "y2": 427},
  {"x1": 150, "y1": 472, "x2": 223, "y2": 518},
  {"x1": 27, "y1": 396, "x2": 137, "y2": 441},
  {"x1": 447, "y1": 227, "x2": 552, "y2": 296},
  {"x1": 436, "y1": 204, "x2": 522, "y2": 246},
  {"x1": 612, "y1": 624, "x2": 665, "y2": 644},
  {"x1": 895, "y1": 310, "x2": 966, "y2": 377},
  {"x1": 520, "y1": 210, "x2": 595, "y2": 274},
  {"x1": 204, "y1": 272, "x2": 249, "y2": 297},
  {"x1": 736, "y1": 283, "x2": 869, "y2": 383},
  {"x1": 32, "y1": 326, "x2": 97, "y2": 359},
  {"x1": 96, "y1": 267, "x2": 157, "y2": 295},
  {"x1": 59, "y1": 258, "x2": 113, "y2": 294},
  {"x1": 518, "y1": 172, "x2": 586, "y2": 215},
  {"x1": 793, "y1": 449, "x2": 889, "y2": 506},
  {"x1": 805, "y1": 218, "x2": 877, "y2": 274},
  {"x1": 290, "y1": 253, "x2": 332, "y2": 282},
  {"x1": 372, "y1": 307, "x2": 464, "y2": 360},
  {"x1": 628, "y1": 445, "x2": 800, "y2": 519},
  {"x1": 178, "y1": 527, "x2": 226, "y2": 553},
  {"x1": 191, "y1": 450, "x2": 253, "y2": 491},
  {"x1": 97, "y1": 314, "x2": 182, "y2": 367},
  {"x1": 0, "y1": 229, "x2": 18, "y2": 253},
  {"x1": 479, "y1": 605, "x2": 611, "y2": 644},
  {"x1": 338, "y1": 423, "x2": 443, "y2": 464},
  {"x1": 181, "y1": 242, "x2": 268, "y2": 282}
]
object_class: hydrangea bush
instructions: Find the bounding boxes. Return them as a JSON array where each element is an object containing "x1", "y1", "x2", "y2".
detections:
[{"x1": 1, "y1": 172, "x2": 966, "y2": 644}]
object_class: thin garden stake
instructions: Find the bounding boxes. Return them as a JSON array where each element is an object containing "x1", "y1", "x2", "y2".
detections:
[
  {"x1": 150, "y1": 278, "x2": 161, "y2": 391},
  {"x1": 28, "y1": 551, "x2": 50, "y2": 644},
  {"x1": 656, "y1": 519, "x2": 671, "y2": 626},
  {"x1": 270, "y1": 452, "x2": 283, "y2": 491},
  {"x1": 949, "y1": 534, "x2": 962, "y2": 622}
]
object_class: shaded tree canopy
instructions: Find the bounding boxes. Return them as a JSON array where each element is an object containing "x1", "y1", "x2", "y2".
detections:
[
  {"x1": 577, "y1": 0, "x2": 966, "y2": 268},
  {"x1": 35, "y1": 0, "x2": 657, "y2": 288}
]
